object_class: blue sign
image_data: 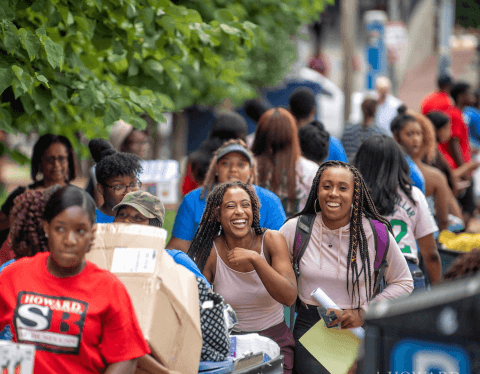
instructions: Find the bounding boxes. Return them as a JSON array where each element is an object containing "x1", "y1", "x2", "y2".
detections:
[{"x1": 391, "y1": 340, "x2": 470, "y2": 373}]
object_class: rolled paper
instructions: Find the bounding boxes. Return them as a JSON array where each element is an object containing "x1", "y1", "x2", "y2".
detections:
[{"x1": 311, "y1": 287, "x2": 365, "y2": 340}]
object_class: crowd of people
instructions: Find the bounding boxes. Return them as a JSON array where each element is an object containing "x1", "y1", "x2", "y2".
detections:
[{"x1": 0, "y1": 73, "x2": 480, "y2": 374}]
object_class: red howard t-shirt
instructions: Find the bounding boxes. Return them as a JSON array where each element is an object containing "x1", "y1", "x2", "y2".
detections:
[
  {"x1": 0, "y1": 252, "x2": 150, "y2": 373},
  {"x1": 421, "y1": 91, "x2": 453, "y2": 115},
  {"x1": 438, "y1": 106, "x2": 471, "y2": 168}
]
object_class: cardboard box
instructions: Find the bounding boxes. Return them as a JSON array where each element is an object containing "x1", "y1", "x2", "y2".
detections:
[
  {"x1": 0, "y1": 341, "x2": 35, "y2": 374},
  {"x1": 86, "y1": 223, "x2": 202, "y2": 374}
]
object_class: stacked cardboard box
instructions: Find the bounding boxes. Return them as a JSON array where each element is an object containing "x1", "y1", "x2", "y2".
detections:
[{"x1": 86, "y1": 223, "x2": 201, "y2": 374}]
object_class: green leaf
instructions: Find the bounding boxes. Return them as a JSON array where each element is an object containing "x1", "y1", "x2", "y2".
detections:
[
  {"x1": 158, "y1": 15, "x2": 176, "y2": 37},
  {"x1": 75, "y1": 16, "x2": 95, "y2": 38},
  {"x1": 32, "y1": 86, "x2": 53, "y2": 110},
  {"x1": 9, "y1": 149, "x2": 30, "y2": 165},
  {"x1": 220, "y1": 24, "x2": 240, "y2": 36},
  {"x1": 35, "y1": 73, "x2": 49, "y2": 87},
  {"x1": 144, "y1": 60, "x2": 164, "y2": 83},
  {"x1": 52, "y1": 85, "x2": 69, "y2": 103},
  {"x1": 36, "y1": 28, "x2": 47, "y2": 37},
  {"x1": 20, "y1": 94, "x2": 36, "y2": 115},
  {"x1": 44, "y1": 38, "x2": 64, "y2": 70},
  {"x1": 0, "y1": 68, "x2": 14, "y2": 95},
  {"x1": 214, "y1": 9, "x2": 236, "y2": 22},
  {"x1": 11, "y1": 66, "x2": 28, "y2": 92},
  {"x1": 0, "y1": 2, "x2": 15, "y2": 21},
  {"x1": 3, "y1": 21, "x2": 21, "y2": 54},
  {"x1": 0, "y1": 107, "x2": 15, "y2": 134},
  {"x1": 19, "y1": 28, "x2": 40, "y2": 61},
  {"x1": 104, "y1": 101, "x2": 122, "y2": 126}
]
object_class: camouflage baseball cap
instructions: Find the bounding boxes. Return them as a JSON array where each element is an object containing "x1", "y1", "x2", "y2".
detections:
[{"x1": 113, "y1": 190, "x2": 165, "y2": 225}]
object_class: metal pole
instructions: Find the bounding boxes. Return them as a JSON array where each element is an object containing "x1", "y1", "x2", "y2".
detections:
[
  {"x1": 437, "y1": 0, "x2": 455, "y2": 76},
  {"x1": 341, "y1": 0, "x2": 356, "y2": 124},
  {"x1": 388, "y1": 0, "x2": 400, "y2": 95}
]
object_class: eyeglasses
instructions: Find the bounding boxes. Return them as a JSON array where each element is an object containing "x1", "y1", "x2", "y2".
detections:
[
  {"x1": 43, "y1": 156, "x2": 68, "y2": 164},
  {"x1": 104, "y1": 180, "x2": 142, "y2": 194}
]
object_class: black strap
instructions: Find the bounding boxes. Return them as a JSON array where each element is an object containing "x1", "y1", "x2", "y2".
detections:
[
  {"x1": 290, "y1": 214, "x2": 316, "y2": 331},
  {"x1": 292, "y1": 214, "x2": 316, "y2": 278}
]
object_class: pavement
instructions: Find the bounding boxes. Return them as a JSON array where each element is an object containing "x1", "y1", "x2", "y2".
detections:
[{"x1": 398, "y1": 46, "x2": 478, "y2": 111}]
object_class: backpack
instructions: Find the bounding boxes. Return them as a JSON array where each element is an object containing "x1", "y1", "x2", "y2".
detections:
[{"x1": 289, "y1": 214, "x2": 390, "y2": 331}]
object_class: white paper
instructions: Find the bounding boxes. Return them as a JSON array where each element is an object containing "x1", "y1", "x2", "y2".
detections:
[
  {"x1": 0, "y1": 341, "x2": 35, "y2": 374},
  {"x1": 111, "y1": 247, "x2": 157, "y2": 273},
  {"x1": 138, "y1": 160, "x2": 179, "y2": 204},
  {"x1": 311, "y1": 288, "x2": 365, "y2": 340}
]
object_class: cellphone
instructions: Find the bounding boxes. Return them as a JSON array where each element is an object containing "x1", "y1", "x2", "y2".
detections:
[{"x1": 318, "y1": 307, "x2": 341, "y2": 329}]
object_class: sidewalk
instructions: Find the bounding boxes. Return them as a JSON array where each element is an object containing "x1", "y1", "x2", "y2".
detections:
[{"x1": 398, "y1": 46, "x2": 477, "y2": 111}]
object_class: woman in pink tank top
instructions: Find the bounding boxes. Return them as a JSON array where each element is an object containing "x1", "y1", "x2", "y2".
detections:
[{"x1": 188, "y1": 181, "x2": 297, "y2": 373}]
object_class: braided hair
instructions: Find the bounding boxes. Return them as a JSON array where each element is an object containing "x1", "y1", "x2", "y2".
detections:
[
  {"x1": 188, "y1": 181, "x2": 265, "y2": 272},
  {"x1": 9, "y1": 185, "x2": 61, "y2": 259},
  {"x1": 201, "y1": 139, "x2": 258, "y2": 199},
  {"x1": 290, "y1": 161, "x2": 392, "y2": 306}
]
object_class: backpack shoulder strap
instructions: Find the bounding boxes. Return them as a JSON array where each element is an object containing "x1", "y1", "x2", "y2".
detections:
[
  {"x1": 292, "y1": 214, "x2": 316, "y2": 278},
  {"x1": 368, "y1": 218, "x2": 390, "y2": 296},
  {"x1": 289, "y1": 214, "x2": 315, "y2": 333}
]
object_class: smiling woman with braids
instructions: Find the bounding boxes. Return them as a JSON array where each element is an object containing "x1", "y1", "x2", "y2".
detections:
[
  {"x1": 188, "y1": 181, "x2": 297, "y2": 373},
  {"x1": 279, "y1": 161, "x2": 413, "y2": 374},
  {"x1": 167, "y1": 139, "x2": 286, "y2": 253}
]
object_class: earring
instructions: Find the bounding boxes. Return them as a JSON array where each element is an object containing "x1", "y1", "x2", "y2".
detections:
[
  {"x1": 45, "y1": 233, "x2": 49, "y2": 238},
  {"x1": 314, "y1": 199, "x2": 321, "y2": 215}
]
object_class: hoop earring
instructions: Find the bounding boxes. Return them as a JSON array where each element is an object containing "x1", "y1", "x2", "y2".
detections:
[{"x1": 314, "y1": 199, "x2": 321, "y2": 215}]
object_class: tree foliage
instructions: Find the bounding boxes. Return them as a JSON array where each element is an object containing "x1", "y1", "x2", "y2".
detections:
[
  {"x1": 456, "y1": 0, "x2": 480, "y2": 29},
  {"x1": 0, "y1": 0, "x2": 259, "y2": 159},
  {"x1": 181, "y1": 0, "x2": 332, "y2": 101},
  {"x1": 1, "y1": 0, "x2": 330, "y2": 161}
]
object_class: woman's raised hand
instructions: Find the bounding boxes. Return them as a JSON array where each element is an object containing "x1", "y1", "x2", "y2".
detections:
[
  {"x1": 227, "y1": 247, "x2": 260, "y2": 265},
  {"x1": 227, "y1": 247, "x2": 259, "y2": 266}
]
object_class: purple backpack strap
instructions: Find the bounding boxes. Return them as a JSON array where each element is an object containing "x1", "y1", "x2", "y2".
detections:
[
  {"x1": 368, "y1": 218, "x2": 390, "y2": 296},
  {"x1": 371, "y1": 219, "x2": 389, "y2": 270}
]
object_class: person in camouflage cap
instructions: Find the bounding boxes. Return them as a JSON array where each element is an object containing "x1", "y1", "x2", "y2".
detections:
[{"x1": 113, "y1": 190, "x2": 165, "y2": 227}]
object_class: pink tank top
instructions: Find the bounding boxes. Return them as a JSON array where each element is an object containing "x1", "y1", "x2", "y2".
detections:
[{"x1": 213, "y1": 232, "x2": 284, "y2": 332}]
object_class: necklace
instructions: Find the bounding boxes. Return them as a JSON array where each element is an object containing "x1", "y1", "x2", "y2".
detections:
[
  {"x1": 224, "y1": 229, "x2": 255, "y2": 251},
  {"x1": 325, "y1": 230, "x2": 336, "y2": 248}
]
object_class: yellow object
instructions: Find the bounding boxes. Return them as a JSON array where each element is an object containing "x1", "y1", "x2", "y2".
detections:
[
  {"x1": 438, "y1": 231, "x2": 480, "y2": 253},
  {"x1": 299, "y1": 321, "x2": 360, "y2": 374}
]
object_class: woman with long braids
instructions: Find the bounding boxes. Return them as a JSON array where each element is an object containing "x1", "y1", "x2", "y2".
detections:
[
  {"x1": 279, "y1": 161, "x2": 413, "y2": 374},
  {"x1": 188, "y1": 181, "x2": 297, "y2": 373}
]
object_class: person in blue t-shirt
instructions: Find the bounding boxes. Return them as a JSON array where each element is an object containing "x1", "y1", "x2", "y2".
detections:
[
  {"x1": 95, "y1": 152, "x2": 143, "y2": 224},
  {"x1": 463, "y1": 105, "x2": 480, "y2": 150},
  {"x1": 112, "y1": 190, "x2": 209, "y2": 284},
  {"x1": 289, "y1": 87, "x2": 348, "y2": 163},
  {"x1": 166, "y1": 140, "x2": 287, "y2": 254}
]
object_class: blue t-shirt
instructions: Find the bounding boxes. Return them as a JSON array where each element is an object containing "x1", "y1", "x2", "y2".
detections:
[
  {"x1": 0, "y1": 259, "x2": 14, "y2": 340},
  {"x1": 96, "y1": 208, "x2": 115, "y2": 224},
  {"x1": 166, "y1": 249, "x2": 209, "y2": 286},
  {"x1": 172, "y1": 185, "x2": 287, "y2": 241},
  {"x1": 325, "y1": 136, "x2": 348, "y2": 163},
  {"x1": 464, "y1": 106, "x2": 480, "y2": 146},
  {"x1": 405, "y1": 155, "x2": 426, "y2": 194}
]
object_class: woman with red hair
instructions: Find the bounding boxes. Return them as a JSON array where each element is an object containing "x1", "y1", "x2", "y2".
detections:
[{"x1": 251, "y1": 108, "x2": 318, "y2": 217}]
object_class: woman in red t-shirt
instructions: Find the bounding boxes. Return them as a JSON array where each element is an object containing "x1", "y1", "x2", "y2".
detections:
[{"x1": 0, "y1": 186, "x2": 150, "y2": 374}]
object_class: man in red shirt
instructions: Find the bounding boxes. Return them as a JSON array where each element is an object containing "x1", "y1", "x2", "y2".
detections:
[
  {"x1": 448, "y1": 82, "x2": 480, "y2": 224},
  {"x1": 421, "y1": 74, "x2": 454, "y2": 115}
]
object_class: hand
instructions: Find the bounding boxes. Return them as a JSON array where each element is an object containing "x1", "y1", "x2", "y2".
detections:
[
  {"x1": 226, "y1": 247, "x2": 259, "y2": 267},
  {"x1": 327, "y1": 308, "x2": 365, "y2": 329}
]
